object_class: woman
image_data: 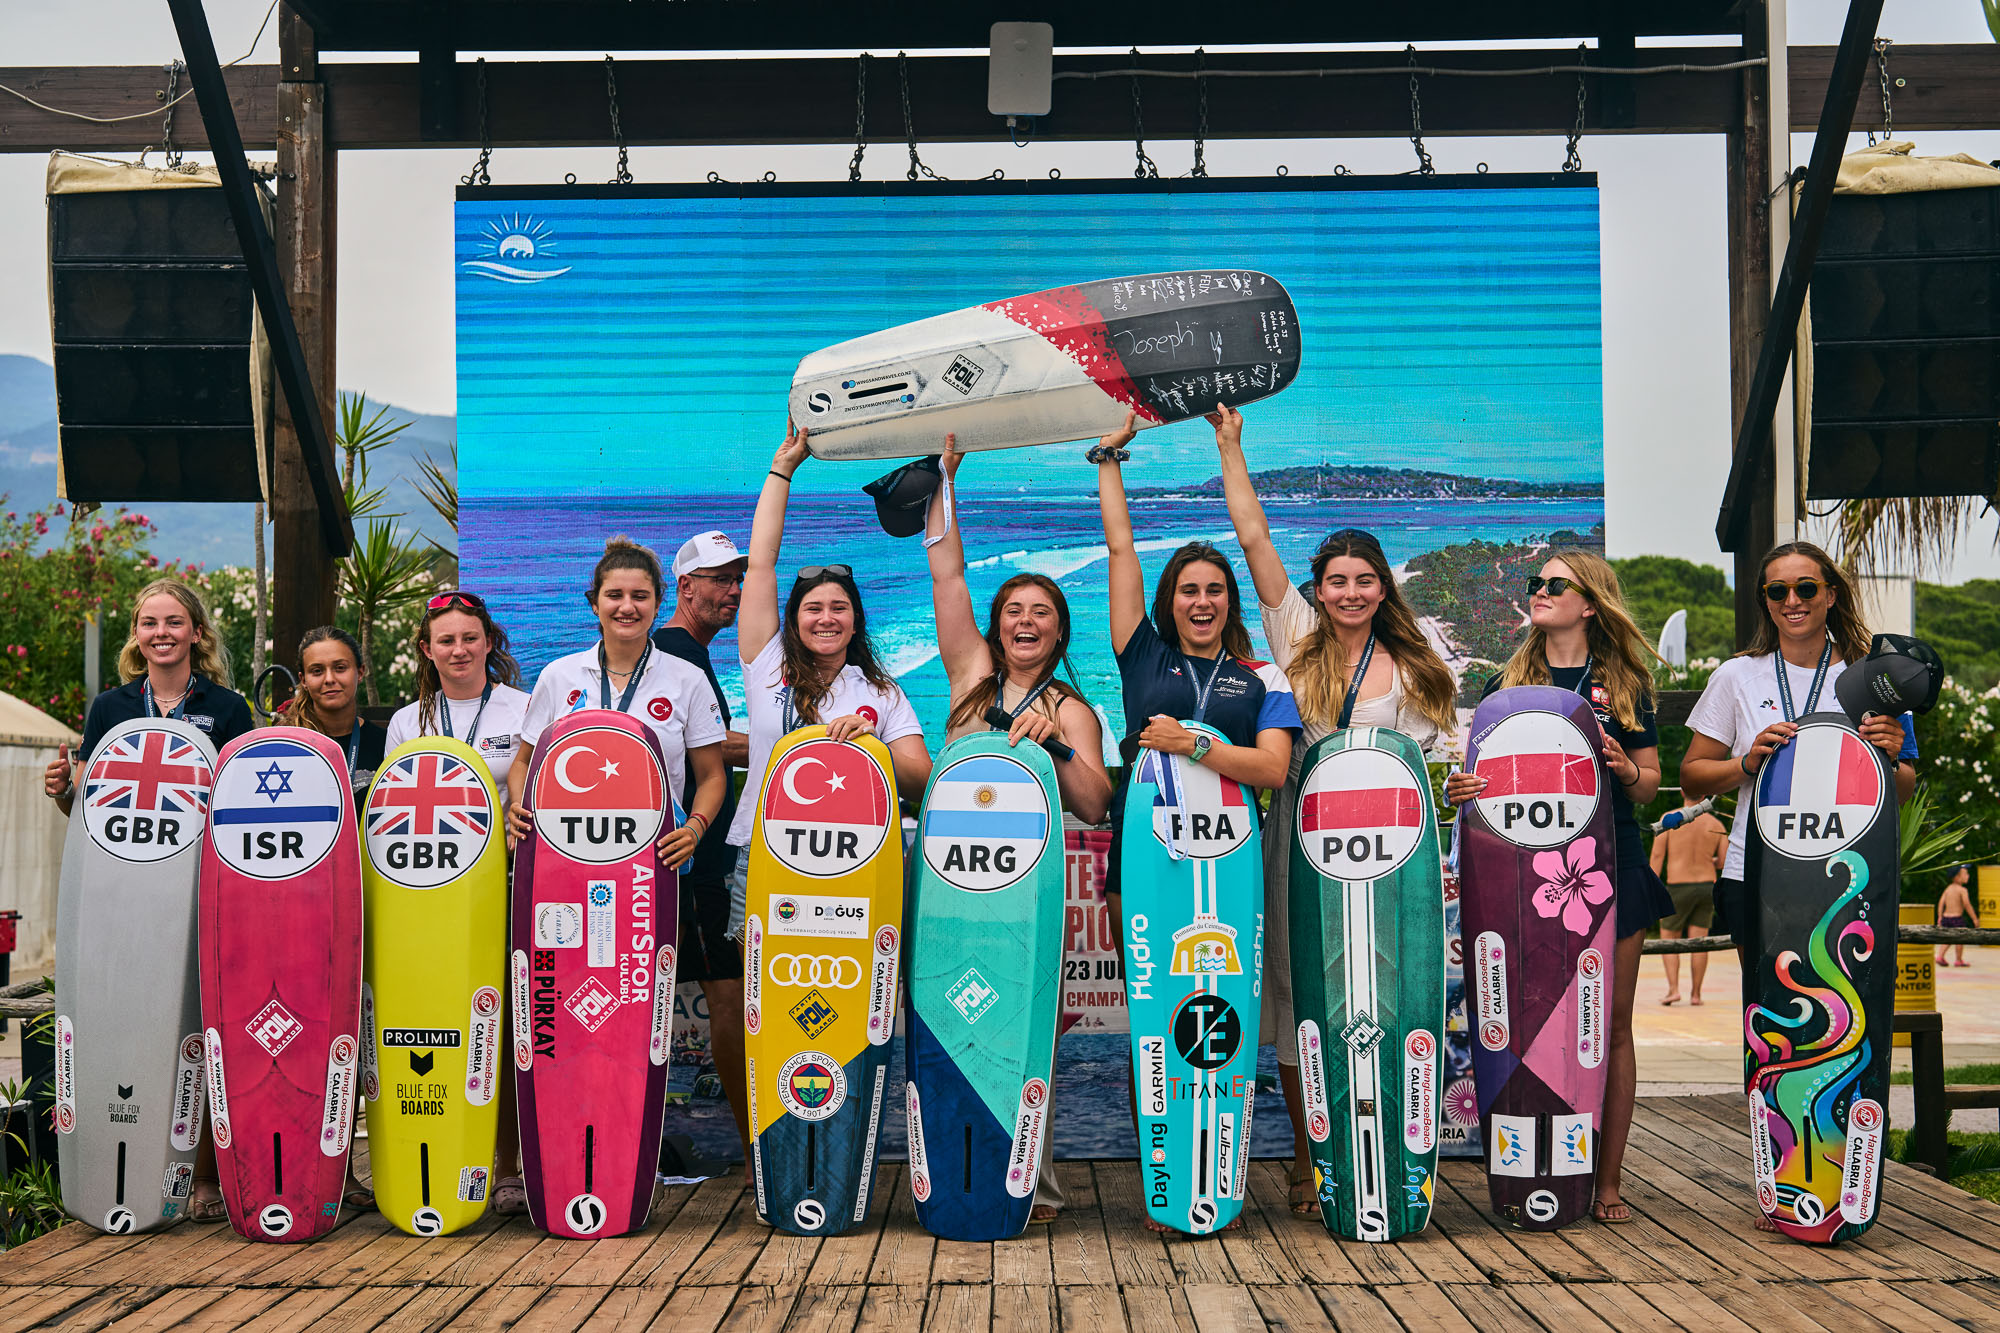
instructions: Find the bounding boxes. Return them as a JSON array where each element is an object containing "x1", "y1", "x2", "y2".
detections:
[
  {"x1": 42, "y1": 577, "x2": 254, "y2": 1225},
  {"x1": 1445, "y1": 550, "x2": 1674, "y2": 1226},
  {"x1": 506, "y1": 537, "x2": 729, "y2": 873},
  {"x1": 1096, "y1": 410, "x2": 1299, "y2": 1232},
  {"x1": 1211, "y1": 404, "x2": 1457, "y2": 1213},
  {"x1": 289, "y1": 627, "x2": 390, "y2": 807},
  {"x1": 927, "y1": 436, "x2": 1115, "y2": 1223},
  {"x1": 383, "y1": 591, "x2": 529, "y2": 789}
]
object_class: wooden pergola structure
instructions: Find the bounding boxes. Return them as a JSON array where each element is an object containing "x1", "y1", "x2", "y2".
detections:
[{"x1": 6, "y1": 1, "x2": 1997, "y2": 657}]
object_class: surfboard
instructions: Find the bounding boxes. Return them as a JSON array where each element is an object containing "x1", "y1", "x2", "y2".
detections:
[
  {"x1": 55, "y1": 718, "x2": 215, "y2": 1234},
  {"x1": 904, "y1": 733, "x2": 1064, "y2": 1241},
  {"x1": 792, "y1": 270, "x2": 1302, "y2": 460},
  {"x1": 1744, "y1": 711, "x2": 1898, "y2": 1244},
  {"x1": 744, "y1": 727, "x2": 903, "y2": 1237},
  {"x1": 361, "y1": 737, "x2": 508, "y2": 1238},
  {"x1": 1289, "y1": 726, "x2": 1445, "y2": 1242},
  {"x1": 512, "y1": 709, "x2": 676, "y2": 1240},
  {"x1": 1457, "y1": 687, "x2": 1614, "y2": 1231},
  {"x1": 199, "y1": 727, "x2": 363, "y2": 1243},
  {"x1": 1120, "y1": 722, "x2": 1263, "y2": 1237}
]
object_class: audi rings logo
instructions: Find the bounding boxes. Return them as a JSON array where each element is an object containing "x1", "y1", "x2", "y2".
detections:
[
  {"x1": 1523, "y1": 1190, "x2": 1559, "y2": 1224},
  {"x1": 768, "y1": 953, "x2": 863, "y2": 989}
]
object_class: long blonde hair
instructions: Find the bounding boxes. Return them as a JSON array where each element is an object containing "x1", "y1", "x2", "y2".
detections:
[
  {"x1": 1497, "y1": 549, "x2": 1656, "y2": 731},
  {"x1": 115, "y1": 577, "x2": 232, "y2": 687},
  {"x1": 1285, "y1": 533, "x2": 1456, "y2": 734}
]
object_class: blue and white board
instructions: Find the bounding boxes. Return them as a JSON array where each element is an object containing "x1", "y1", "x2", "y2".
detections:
[
  {"x1": 905, "y1": 736, "x2": 1064, "y2": 1240},
  {"x1": 1120, "y1": 722, "x2": 1264, "y2": 1236}
]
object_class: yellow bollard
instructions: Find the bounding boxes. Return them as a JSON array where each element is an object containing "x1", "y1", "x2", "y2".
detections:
[
  {"x1": 1979, "y1": 866, "x2": 2000, "y2": 945},
  {"x1": 1893, "y1": 901, "x2": 1936, "y2": 1048}
]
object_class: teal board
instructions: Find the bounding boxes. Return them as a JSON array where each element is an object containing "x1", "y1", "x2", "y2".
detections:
[
  {"x1": 1288, "y1": 727, "x2": 1445, "y2": 1241},
  {"x1": 905, "y1": 734, "x2": 1065, "y2": 1240},
  {"x1": 1119, "y1": 722, "x2": 1264, "y2": 1236}
]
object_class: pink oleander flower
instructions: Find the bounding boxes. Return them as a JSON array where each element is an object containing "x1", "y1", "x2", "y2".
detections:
[{"x1": 1531, "y1": 835, "x2": 1614, "y2": 936}]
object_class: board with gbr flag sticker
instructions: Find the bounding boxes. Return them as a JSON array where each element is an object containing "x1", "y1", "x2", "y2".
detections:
[{"x1": 1288, "y1": 726, "x2": 1445, "y2": 1242}]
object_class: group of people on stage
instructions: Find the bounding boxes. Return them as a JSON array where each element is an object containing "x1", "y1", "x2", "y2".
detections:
[{"x1": 43, "y1": 404, "x2": 1919, "y2": 1232}]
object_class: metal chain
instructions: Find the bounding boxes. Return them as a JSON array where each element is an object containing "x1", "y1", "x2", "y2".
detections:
[
  {"x1": 1563, "y1": 44, "x2": 1587, "y2": 173},
  {"x1": 160, "y1": 61, "x2": 184, "y2": 168},
  {"x1": 1869, "y1": 38, "x2": 1894, "y2": 146},
  {"x1": 1129, "y1": 48, "x2": 1160, "y2": 180},
  {"x1": 898, "y1": 52, "x2": 946, "y2": 181},
  {"x1": 847, "y1": 53, "x2": 870, "y2": 182},
  {"x1": 1190, "y1": 47, "x2": 1209, "y2": 178},
  {"x1": 605, "y1": 54, "x2": 632, "y2": 185},
  {"x1": 460, "y1": 57, "x2": 493, "y2": 186},
  {"x1": 1405, "y1": 45, "x2": 1434, "y2": 176}
]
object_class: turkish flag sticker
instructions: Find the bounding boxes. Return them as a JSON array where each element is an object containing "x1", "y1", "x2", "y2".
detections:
[
  {"x1": 532, "y1": 722, "x2": 665, "y2": 865},
  {"x1": 760, "y1": 738, "x2": 892, "y2": 877}
]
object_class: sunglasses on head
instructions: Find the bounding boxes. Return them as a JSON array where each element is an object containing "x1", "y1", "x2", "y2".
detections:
[
  {"x1": 794, "y1": 564, "x2": 853, "y2": 584},
  {"x1": 1526, "y1": 575, "x2": 1579, "y2": 598},
  {"x1": 1318, "y1": 527, "x2": 1385, "y2": 556},
  {"x1": 427, "y1": 590, "x2": 486, "y2": 612},
  {"x1": 1763, "y1": 578, "x2": 1822, "y2": 603}
]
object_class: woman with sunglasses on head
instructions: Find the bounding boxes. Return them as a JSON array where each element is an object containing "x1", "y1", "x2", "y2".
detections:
[
  {"x1": 290, "y1": 626, "x2": 390, "y2": 812},
  {"x1": 926, "y1": 434, "x2": 1115, "y2": 1223},
  {"x1": 1096, "y1": 411, "x2": 1300, "y2": 1229},
  {"x1": 730, "y1": 423, "x2": 932, "y2": 918},
  {"x1": 1444, "y1": 550, "x2": 1674, "y2": 1226},
  {"x1": 1210, "y1": 404, "x2": 1458, "y2": 1213},
  {"x1": 383, "y1": 591, "x2": 529, "y2": 788}
]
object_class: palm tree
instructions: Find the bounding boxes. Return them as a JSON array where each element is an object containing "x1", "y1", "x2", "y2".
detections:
[
  {"x1": 1834, "y1": 497, "x2": 1985, "y2": 579},
  {"x1": 334, "y1": 394, "x2": 432, "y2": 704}
]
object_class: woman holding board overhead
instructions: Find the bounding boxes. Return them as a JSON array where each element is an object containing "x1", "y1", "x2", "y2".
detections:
[
  {"x1": 1209, "y1": 403, "x2": 1458, "y2": 1215},
  {"x1": 923, "y1": 435, "x2": 1115, "y2": 1224}
]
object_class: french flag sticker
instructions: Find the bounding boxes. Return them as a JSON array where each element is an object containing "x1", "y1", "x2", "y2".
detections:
[{"x1": 1754, "y1": 722, "x2": 1884, "y2": 859}]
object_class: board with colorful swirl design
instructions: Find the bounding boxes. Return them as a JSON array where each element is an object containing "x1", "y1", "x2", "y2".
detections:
[{"x1": 1744, "y1": 712, "x2": 1898, "y2": 1244}]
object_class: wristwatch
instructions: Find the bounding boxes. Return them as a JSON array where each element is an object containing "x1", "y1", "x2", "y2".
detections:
[{"x1": 1189, "y1": 733, "x2": 1214, "y2": 765}]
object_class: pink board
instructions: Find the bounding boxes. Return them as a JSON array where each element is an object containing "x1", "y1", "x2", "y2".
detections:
[
  {"x1": 511, "y1": 709, "x2": 677, "y2": 1239},
  {"x1": 199, "y1": 727, "x2": 363, "y2": 1243}
]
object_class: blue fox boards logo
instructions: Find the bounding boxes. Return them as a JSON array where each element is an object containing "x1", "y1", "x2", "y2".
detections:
[{"x1": 463, "y1": 213, "x2": 572, "y2": 285}]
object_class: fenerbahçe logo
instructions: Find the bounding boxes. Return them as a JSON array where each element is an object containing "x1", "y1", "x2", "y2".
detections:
[
  {"x1": 532, "y1": 722, "x2": 664, "y2": 865},
  {"x1": 761, "y1": 738, "x2": 891, "y2": 876}
]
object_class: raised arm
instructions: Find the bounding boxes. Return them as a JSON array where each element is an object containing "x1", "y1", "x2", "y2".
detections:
[
  {"x1": 1209, "y1": 405, "x2": 1290, "y2": 608},
  {"x1": 927, "y1": 437, "x2": 988, "y2": 692},
  {"x1": 1095, "y1": 412, "x2": 1145, "y2": 654},
  {"x1": 740, "y1": 421, "x2": 811, "y2": 663}
]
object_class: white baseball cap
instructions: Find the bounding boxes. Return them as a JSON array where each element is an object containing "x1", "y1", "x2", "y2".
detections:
[{"x1": 672, "y1": 530, "x2": 747, "y2": 579}]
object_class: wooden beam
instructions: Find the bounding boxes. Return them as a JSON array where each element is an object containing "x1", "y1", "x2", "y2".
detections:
[
  {"x1": 271, "y1": 6, "x2": 342, "y2": 668},
  {"x1": 1725, "y1": 3, "x2": 1778, "y2": 648}
]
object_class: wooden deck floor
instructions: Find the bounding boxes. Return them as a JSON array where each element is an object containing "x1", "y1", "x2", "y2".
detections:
[{"x1": 5, "y1": 1096, "x2": 2000, "y2": 1333}]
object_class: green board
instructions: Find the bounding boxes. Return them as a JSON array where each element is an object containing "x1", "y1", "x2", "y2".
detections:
[{"x1": 1289, "y1": 725, "x2": 1445, "y2": 1241}]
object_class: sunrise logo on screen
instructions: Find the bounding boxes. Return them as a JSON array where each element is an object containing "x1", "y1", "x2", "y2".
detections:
[{"x1": 463, "y1": 213, "x2": 572, "y2": 285}]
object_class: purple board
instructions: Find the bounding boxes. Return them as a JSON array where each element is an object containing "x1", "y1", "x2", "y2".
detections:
[{"x1": 1458, "y1": 686, "x2": 1615, "y2": 1230}]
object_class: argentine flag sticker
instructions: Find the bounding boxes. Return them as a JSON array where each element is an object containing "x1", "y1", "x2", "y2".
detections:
[{"x1": 921, "y1": 752, "x2": 1051, "y2": 893}]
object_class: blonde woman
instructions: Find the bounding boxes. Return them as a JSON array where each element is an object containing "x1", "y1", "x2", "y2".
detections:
[
  {"x1": 1445, "y1": 549, "x2": 1673, "y2": 1225},
  {"x1": 1212, "y1": 404, "x2": 1457, "y2": 1212}
]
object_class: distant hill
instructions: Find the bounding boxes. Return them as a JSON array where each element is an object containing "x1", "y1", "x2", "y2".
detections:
[
  {"x1": 0, "y1": 354, "x2": 454, "y2": 567},
  {"x1": 1129, "y1": 462, "x2": 1600, "y2": 501}
]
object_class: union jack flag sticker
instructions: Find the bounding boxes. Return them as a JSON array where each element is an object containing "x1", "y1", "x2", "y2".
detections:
[
  {"x1": 82, "y1": 723, "x2": 213, "y2": 863},
  {"x1": 364, "y1": 749, "x2": 495, "y2": 888}
]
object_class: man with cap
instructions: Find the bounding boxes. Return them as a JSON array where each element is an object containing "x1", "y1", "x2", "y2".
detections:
[{"x1": 654, "y1": 529, "x2": 754, "y2": 1163}]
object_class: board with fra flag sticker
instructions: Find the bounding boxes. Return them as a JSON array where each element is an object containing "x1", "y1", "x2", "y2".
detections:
[
  {"x1": 512, "y1": 710, "x2": 676, "y2": 1240},
  {"x1": 744, "y1": 727, "x2": 904, "y2": 1237},
  {"x1": 1745, "y1": 711, "x2": 1898, "y2": 1244},
  {"x1": 199, "y1": 727, "x2": 363, "y2": 1243},
  {"x1": 1457, "y1": 687, "x2": 1615, "y2": 1232},
  {"x1": 1289, "y1": 725, "x2": 1445, "y2": 1243}
]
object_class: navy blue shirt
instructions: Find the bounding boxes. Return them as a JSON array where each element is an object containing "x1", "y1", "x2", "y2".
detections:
[
  {"x1": 651, "y1": 624, "x2": 740, "y2": 883},
  {"x1": 1113, "y1": 615, "x2": 1300, "y2": 765},
  {"x1": 78, "y1": 675, "x2": 254, "y2": 765}
]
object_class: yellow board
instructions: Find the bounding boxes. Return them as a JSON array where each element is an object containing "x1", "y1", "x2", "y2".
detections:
[
  {"x1": 1979, "y1": 866, "x2": 2000, "y2": 945},
  {"x1": 360, "y1": 737, "x2": 509, "y2": 1236},
  {"x1": 1892, "y1": 901, "x2": 1935, "y2": 1049}
]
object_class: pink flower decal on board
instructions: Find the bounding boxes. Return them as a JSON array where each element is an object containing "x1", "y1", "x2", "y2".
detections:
[{"x1": 1532, "y1": 836, "x2": 1614, "y2": 936}]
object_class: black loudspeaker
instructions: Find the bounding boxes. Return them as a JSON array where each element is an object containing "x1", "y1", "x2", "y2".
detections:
[
  {"x1": 1808, "y1": 186, "x2": 2000, "y2": 501},
  {"x1": 48, "y1": 187, "x2": 265, "y2": 503}
]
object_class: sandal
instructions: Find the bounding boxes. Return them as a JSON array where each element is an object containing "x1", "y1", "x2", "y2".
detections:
[
  {"x1": 1028, "y1": 1204, "x2": 1059, "y2": 1225},
  {"x1": 1287, "y1": 1161, "x2": 1317, "y2": 1216},
  {"x1": 342, "y1": 1177, "x2": 376, "y2": 1213},
  {"x1": 1592, "y1": 1199, "x2": 1632, "y2": 1225},
  {"x1": 189, "y1": 1180, "x2": 227, "y2": 1223},
  {"x1": 491, "y1": 1176, "x2": 529, "y2": 1217}
]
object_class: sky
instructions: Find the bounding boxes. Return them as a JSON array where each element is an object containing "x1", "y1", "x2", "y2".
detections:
[{"x1": 4, "y1": 0, "x2": 1998, "y2": 578}]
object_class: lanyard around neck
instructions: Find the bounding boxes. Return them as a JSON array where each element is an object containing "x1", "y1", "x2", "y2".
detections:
[
  {"x1": 1183, "y1": 652, "x2": 1228, "y2": 725},
  {"x1": 1000, "y1": 674, "x2": 1054, "y2": 722},
  {"x1": 1336, "y1": 632, "x2": 1376, "y2": 731},
  {"x1": 1775, "y1": 639, "x2": 1834, "y2": 721},
  {"x1": 598, "y1": 640, "x2": 651, "y2": 714},
  {"x1": 144, "y1": 673, "x2": 196, "y2": 721},
  {"x1": 439, "y1": 682, "x2": 493, "y2": 748}
]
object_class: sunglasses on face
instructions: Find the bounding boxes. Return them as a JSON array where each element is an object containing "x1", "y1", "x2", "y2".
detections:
[
  {"x1": 1763, "y1": 579, "x2": 1822, "y2": 603},
  {"x1": 688, "y1": 571, "x2": 745, "y2": 587},
  {"x1": 1526, "y1": 576, "x2": 1579, "y2": 598},
  {"x1": 427, "y1": 590, "x2": 486, "y2": 612},
  {"x1": 795, "y1": 564, "x2": 853, "y2": 584}
]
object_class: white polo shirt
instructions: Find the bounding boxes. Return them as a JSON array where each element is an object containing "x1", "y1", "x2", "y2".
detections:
[
  {"x1": 519, "y1": 645, "x2": 726, "y2": 808},
  {"x1": 384, "y1": 684, "x2": 531, "y2": 789}
]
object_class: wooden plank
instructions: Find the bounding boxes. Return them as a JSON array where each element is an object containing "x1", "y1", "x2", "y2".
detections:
[
  {"x1": 26, "y1": 1288, "x2": 168, "y2": 1333},
  {"x1": 1568, "y1": 1285, "x2": 1685, "y2": 1333},
  {"x1": 0, "y1": 1231, "x2": 149, "y2": 1286},
  {"x1": 293, "y1": 1285, "x2": 475, "y2": 1333},
  {"x1": 286, "y1": 1214, "x2": 486, "y2": 1288},
  {"x1": 1901, "y1": 1279, "x2": 2000, "y2": 1332},
  {"x1": 1816, "y1": 1280, "x2": 1973, "y2": 1333},
  {"x1": 229, "y1": 1288, "x2": 358, "y2": 1333},
  {"x1": 1042, "y1": 1166, "x2": 1116, "y2": 1288},
  {"x1": 1056, "y1": 1287, "x2": 1128, "y2": 1333},
  {"x1": 627, "y1": 1178, "x2": 743, "y2": 1286},
  {"x1": 1439, "y1": 1284, "x2": 1547, "y2": 1333},
  {"x1": 852, "y1": 1286, "x2": 929, "y2": 1333},
  {"x1": 438, "y1": 1285, "x2": 545, "y2": 1330},
  {"x1": 1179, "y1": 1284, "x2": 1266, "y2": 1333},
  {"x1": 0, "y1": 1227, "x2": 105, "y2": 1284},
  {"x1": 1422, "y1": 1165, "x2": 1556, "y2": 1285},
  {"x1": 1238, "y1": 1163, "x2": 1365, "y2": 1287},
  {"x1": 1087, "y1": 1162, "x2": 1179, "y2": 1288},
  {"x1": 739, "y1": 1221, "x2": 823, "y2": 1296},
  {"x1": 715, "y1": 1286, "x2": 806, "y2": 1333},
  {"x1": 1120, "y1": 1285, "x2": 1195, "y2": 1333},
  {"x1": 165, "y1": 1289, "x2": 290, "y2": 1332},
  {"x1": 460, "y1": 1285, "x2": 609, "y2": 1333},
  {"x1": 1434, "y1": 1165, "x2": 1608, "y2": 1284},
  {"x1": 1248, "y1": 1285, "x2": 1337, "y2": 1333},
  {"x1": 1310, "y1": 1286, "x2": 1408, "y2": 1333},
  {"x1": 685, "y1": 1191, "x2": 782, "y2": 1288},
  {"x1": 801, "y1": 1169, "x2": 891, "y2": 1287},
  {"x1": 1503, "y1": 1285, "x2": 1619, "y2": 1333},
  {"x1": 992, "y1": 1285, "x2": 1054, "y2": 1333},
  {"x1": 1703, "y1": 1281, "x2": 1897, "y2": 1333},
  {"x1": 991, "y1": 1228, "x2": 1053, "y2": 1288},
  {"x1": 553, "y1": 1193, "x2": 695, "y2": 1288},
  {"x1": 1215, "y1": 1177, "x2": 1301, "y2": 1286},
  {"x1": 1374, "y1": 1284, "x2": 1480, "y2": 1333},
  {"x1": 779, "y1": 1285, "x2": 865, "y2": 1333},
  {"x1": 929, "y1": 1239, "x2": 991, "y2": 1285},
  {"x1": 1624, "y1": 1283, "x2": 1760, "y2": 1333},
  {"x1": 923, "y1": 1285, "x2": 991, "y2": 1333},
  {"x1": 573, "y1": 1287, "x2": 676, "y2": 1333},
  {"x1": 864, "y1": 1170, "x2": 935, "y2": 1287},
  {"x1": 0, "y1": 1287, "x2": 97, "y2": 1333}
]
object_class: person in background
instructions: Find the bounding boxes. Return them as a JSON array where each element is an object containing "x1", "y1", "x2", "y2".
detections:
[
  {"x1": 1937, "y1": 864, "x2": 1979, "y2": 968},
  {"x1": 1446, "y1": 550, "x2": 1674, "y2": 1226},
  {"x1": 42, "y1": 576, "x2": 254, "y2": 1224},
  {"x1": 383, "y1": 591, "x2": 529, "y2": 789},
  {"x1": 1209, "y1": 404, "x2": 1457, "y2": 1214},
  {"x1": 289, "y1": 626, "x2": 389, "y2": 810},
  {"x1": 1648, "y1": 801, "x2": 1728, "y2": 1006},
  {"x1": 652, "y1": 530, "x2": 755, "y2": 1165}
]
